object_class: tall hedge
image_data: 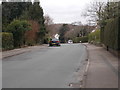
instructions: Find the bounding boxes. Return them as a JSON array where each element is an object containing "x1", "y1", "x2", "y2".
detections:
[
  {"x1": 104, "y1": 17, "x2": 119, "y2": 50},
  {"x1": 118, "y1": 17, "x2": 120, "y2": 50},
  {"x1": 1, "y1": 32, "x2": 14, "y2": 50}
]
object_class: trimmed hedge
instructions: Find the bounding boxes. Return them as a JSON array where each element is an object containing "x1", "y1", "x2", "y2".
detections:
[
  {"x1": 73, "y1": 36, "x2": 88, "y2": 43},
  {"x1": 103, "y1": 17, "x2": 119, "y2": 50},
  {"x1": 88, "y1": 29, "x2": 100, "y2": 44},
  {"x1": 1, "y1": 32, "x2": 14, "y2": 50}
]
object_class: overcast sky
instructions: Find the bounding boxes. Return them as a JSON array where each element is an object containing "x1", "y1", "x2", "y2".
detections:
[
  {"x1": 40, "y1": 0, "x2": 107, "y2": 24},
  {"x1": 40, "y1": 0, "x2": 93, "y2": 24},
  {"x1": 0, "y1": 0, "x2": 108, "y2": 24}
]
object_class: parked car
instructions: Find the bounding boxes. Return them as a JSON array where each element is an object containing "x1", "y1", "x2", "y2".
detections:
[
  {"x1": 68, "y1": 40, "x2": 73, "y2": 44},
  {"x1": 49, "y1": 38, "x2": 60, "y2": 46}
]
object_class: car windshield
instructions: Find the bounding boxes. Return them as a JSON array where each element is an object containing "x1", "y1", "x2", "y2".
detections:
[
  {"x1": 52, "y1": 38, "x2": 59, "y2": 41},
  {"x1": 68, "y1": 40, "x2": 72, "y2": 42}
]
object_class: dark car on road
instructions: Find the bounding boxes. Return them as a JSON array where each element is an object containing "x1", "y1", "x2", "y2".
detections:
[{"x1": 49, "y1": 38, "x2": 60, "y2": 46}]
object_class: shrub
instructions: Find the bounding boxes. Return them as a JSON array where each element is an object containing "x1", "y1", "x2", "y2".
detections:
[
  {"x1": 79, "y1": 36, "x2": 88, "y2": 43},
  {"x1": 25, "y1": 40, "x2": 36, "y2": 46},
  {"x1": 88, "y1": 29, "x2": 100, "y2": 44},
  {"x1": 6, "y1": 20, "x2": 31, "y2": 48},
  {"x1": 73, "y1": 36, "x2": 88, "y2": 43},
  {"x1": 1, "y1": 32, "x2": 14, "y2": 50}
]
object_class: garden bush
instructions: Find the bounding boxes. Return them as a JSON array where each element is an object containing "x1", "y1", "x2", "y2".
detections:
[
  {"x1": 6, "y1": 20, "x2": 31, "y2": 48},
  {"x1": 88, "y1": 29, "x2": 100, "y2": 44},
  {"x1": 25, "y1": 40, "x2": 36, "y2": 46},
  {"x1": 73, "y1": 36, "x2": 88, "y2": 43},
  {"x1": 1, "y1": 32, "x2": 14, "y2": 50}
]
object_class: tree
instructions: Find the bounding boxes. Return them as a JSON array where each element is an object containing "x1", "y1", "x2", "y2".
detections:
[
  {"x1": 0, "y1": 4, "x2": 1, "y2": 32},
  {"x1": 59, "y1": 24, "x2": 70, "y2": 43},
  {"x1": 14, "y1": 1, "x2": 46, "y2": 44},
  {"x1": 71, "y1": 21, "x2": 82, "y2": 26},
  {"x1": 64, "y1": 25, "x2": 92, "y2": 41},
  {"x1": 84, "y1": 1, "x2": 120, "y2": 50},
  {"x1": 28, "y1": 1, "x2": 46, "y2": 43},
  {"x1": 83, "y1": 2, "x2": 105, "y2": 25},
  {"x1": 100, "y1": 2, "x2": 120, "y2": 50},
  {"x1": 44, "y1": 15, "x2": 54, "y2": 43},
  {"x1": 44, "y1": 15, "x2": 54, "y2": 35},
  {"x1": 2, "y1": 0, "x2": 47, "y2": 48},
  {"x1": 6, "y1": 20, "x2": 31, "y2": 47},
  {"x1": 44, "y1": 15, "x2": 53, "y2": 26},
  {"x1": 2, "y1": 1, "x2": 32, "y2": 31},
  {"x1": 101, "y1": 2, "x2": 119, "y2": 20}
]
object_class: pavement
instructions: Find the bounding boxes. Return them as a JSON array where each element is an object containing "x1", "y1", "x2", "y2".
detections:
[{"x1": 83, "y1": 43, "x2": 118, "y2": 88}]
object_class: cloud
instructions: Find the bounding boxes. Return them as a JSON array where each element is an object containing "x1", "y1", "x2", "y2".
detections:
[{"x1": 40, "y1": 0, "x2": 95, "y2": 24}]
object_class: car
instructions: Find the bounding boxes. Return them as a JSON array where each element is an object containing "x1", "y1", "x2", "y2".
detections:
[
  {"x1": 68, "y1": 40, "x2": 73, "y2": 44},
  {"x1": 49, "y1": 38, "x2": 60, "y2": 46}
]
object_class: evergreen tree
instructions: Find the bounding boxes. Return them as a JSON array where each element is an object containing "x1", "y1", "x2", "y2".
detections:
[
  {"x1": 2, "y1": 2, "x2": 32, "y2": 31},
  {"x1": 59, "y1": 24, "x2": 70, "y2": 43},
  {"x1": 2, "y1": 1, "x2": 46, "y2": 44}
]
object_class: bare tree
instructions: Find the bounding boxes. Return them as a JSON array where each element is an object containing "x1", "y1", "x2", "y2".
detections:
[
  {"x1": 82, "y1": 2, "x2": 106, "y2": 25},
  {"x1": 44, "y1": 15, "x2": 54, "y2": 26},
  {"x1": 44, "y1": 15, "x2": 54, "y2": 38}
]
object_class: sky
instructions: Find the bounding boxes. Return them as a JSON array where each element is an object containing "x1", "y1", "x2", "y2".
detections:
[
  {"x1": 40, "y1": 0, "x2": 107, "y2": 24},
  {"x1": 0, "y1": 0, "x2": 108, "y2": 24},
  {"x1": 40, "y1": 0, "x2": 93, "y2": 24}
]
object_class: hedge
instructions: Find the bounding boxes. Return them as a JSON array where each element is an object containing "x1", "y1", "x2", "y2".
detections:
[
  {"x1": 73, "y1": 36, "x2": 88, "y2": 43},
  {"x1": 103, "y1": 17, "x2": 119, "y2": 50},
  {"x1": 1, "y1": 32, "x2": 14, "y2": 50},
  {"x1": 88, "y1": 29, "x2": 100, "y2": 44}
]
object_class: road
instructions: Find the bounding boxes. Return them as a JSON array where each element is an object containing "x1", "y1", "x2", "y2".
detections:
[{"x1": 2, "y1": 44, "x2": 87, "y2": 88}]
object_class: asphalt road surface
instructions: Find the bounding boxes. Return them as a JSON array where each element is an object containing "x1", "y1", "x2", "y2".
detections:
[{"x1": 2, "y1": 44, "x2": 87, "y2": 88}]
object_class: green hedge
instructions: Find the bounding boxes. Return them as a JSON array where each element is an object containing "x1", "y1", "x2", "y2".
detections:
[
  {"x1": 88, "y1": 29, "x2": 100, "y2": 44},
  {"x1": 73, "y1": 36, "x2": 88, "y2": 43},
  {"x1": 103, "y1": 17, "x2": 119, "y2": 50},
  {"x1": 1, "y1": 32, "x2": 14, "y2": 50}
]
